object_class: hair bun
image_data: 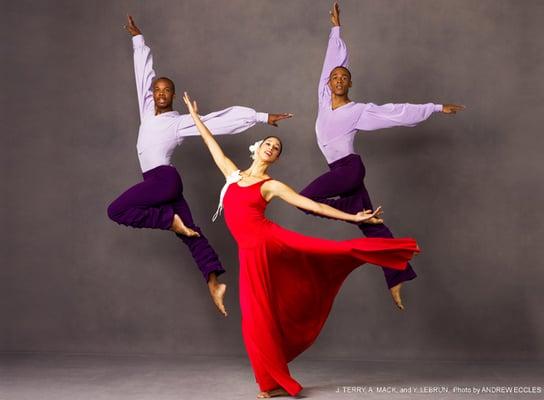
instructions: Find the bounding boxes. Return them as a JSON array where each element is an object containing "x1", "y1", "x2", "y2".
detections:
[{"x1": 249, "y1": 139, "x2": 264, "y2": 160}]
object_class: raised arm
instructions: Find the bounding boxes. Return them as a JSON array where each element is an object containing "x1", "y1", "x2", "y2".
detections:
[
  {"x1": 125, "y1": 16, "x2": 155, "y2": 120},
  {"x1": 263, "y1": 180, "x2": 383, "y2": 224},
  {"x1": 182, "y1": 92, "x2": 239, "y2": 178},
  {"x1": 318, "y1": 2, "x2": 349, "y2": 105},
  {"x1": 355, "y1": 102, "x2": 465, "y2": 131}
]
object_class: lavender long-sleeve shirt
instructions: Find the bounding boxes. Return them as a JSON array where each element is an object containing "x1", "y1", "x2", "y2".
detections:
[
  {"x1": 132, "y1": 35, "x2": 269, "y2": 173},
  {"x1": 316, "y1": 27, "x2": 443, "y2": 164}
]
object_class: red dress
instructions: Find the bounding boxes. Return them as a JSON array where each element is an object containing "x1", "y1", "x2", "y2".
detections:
[{"x1": 222, "y1": 178, "x2": 419, "y2": 396}]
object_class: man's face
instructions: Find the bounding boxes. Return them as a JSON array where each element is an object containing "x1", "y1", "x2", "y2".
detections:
[
  {"x1": 328, "y1": 67, "x2": 352, "y2": 96},
  {"x1": 153, "y1": 79, "x2": 175, "y2": 110}
]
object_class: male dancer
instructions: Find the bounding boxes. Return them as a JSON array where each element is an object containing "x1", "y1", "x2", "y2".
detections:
[
  {"x1": 107, "y1": 16, "x2": 292, "y2": 316},
  {"x1": 300, "y1": 2, "x2": 465, "y2": 310}
]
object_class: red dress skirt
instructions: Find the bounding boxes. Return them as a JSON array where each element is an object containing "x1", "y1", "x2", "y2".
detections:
[{"x1": 222, "y1": 179, "x2": 419, "y2": 395}]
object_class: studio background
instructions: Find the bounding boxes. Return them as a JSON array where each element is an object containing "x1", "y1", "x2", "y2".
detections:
[{"x1": 2, "y1": 0, "x2": 543, "y2": 361}]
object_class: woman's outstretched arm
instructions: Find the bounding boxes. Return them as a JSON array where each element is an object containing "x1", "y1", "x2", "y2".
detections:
[
  {"x1": 262, "y1": 180, "x2": 383, "y2": 224},
  {"x1": 182, "y1": 92, "x2": 239, "y2": 178}
]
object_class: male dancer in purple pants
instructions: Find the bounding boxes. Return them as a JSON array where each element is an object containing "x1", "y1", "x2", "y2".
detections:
[
  {"x1": 107, "y1": 16, "x2": 292, "y2": 316},
  {"x1": 300, "y1": 2, "x2": 465, "y2": 310}
]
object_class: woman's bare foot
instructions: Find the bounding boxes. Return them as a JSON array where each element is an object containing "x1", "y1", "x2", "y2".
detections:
[
  {"x1": 208, "y1": 273, "x2": 227, "y2": 317},
  {"x1": 257, "y1": 387, "x2": 289, "y2": 398},
  {"x1": 170, "y1": 214, "x2": 200, "y2": 237},
  {"x1": 390, "y1": 283, "x2": 404, "y2": 310}
]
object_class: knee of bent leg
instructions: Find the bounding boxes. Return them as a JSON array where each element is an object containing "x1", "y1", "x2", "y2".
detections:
[
  {"x1": 107, "y1": 200, "x2": 124, "y2": 222},
  {"x1": 299, "y1": 187, "x2": 310, "y2": 198}
]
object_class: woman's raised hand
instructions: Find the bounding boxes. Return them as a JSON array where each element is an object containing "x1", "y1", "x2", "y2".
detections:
[
  {"x1": 354, "y1": 206, "x2": 384, "y2": 224},
  {"x1": 182, "y1": 92, "x2": 199, "y2": 116}
]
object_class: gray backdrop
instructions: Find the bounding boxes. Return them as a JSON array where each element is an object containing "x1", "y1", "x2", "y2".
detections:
[{"x1": 2, "y1": 0, "x2": 543, "y2": 361}]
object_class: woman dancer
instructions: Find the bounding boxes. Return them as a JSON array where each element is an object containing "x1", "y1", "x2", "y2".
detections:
[{"x1": 183, "y1": 92, "x2": 419, "y2": 398}]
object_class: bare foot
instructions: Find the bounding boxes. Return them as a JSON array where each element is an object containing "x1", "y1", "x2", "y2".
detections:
[
  {"x1": 366, "y1": 216, "x2": 384, "y2": 224},
  {"x1": 170, "y1": 214, "x2": 200, "y2": 237},
  {"x1": 390, "y1": 283, "x2": 405, "y2": 311},
  {"x1": 208, "y1": 275, "x2": 227, "y2": 317},
  {"x1": 356, "y1": 216, "x2": 383, "y2": 225},
  {"x1": 257, "y1": 388, "x2": 289, "y2": 398}
]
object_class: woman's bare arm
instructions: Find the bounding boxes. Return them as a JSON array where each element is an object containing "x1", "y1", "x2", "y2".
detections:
[
  {"x1": 263, "y1": 180, "x2": 382, "y2": 223},
  {"x1": 182, "y1": 92, "x2": 239, "y2": 178}
]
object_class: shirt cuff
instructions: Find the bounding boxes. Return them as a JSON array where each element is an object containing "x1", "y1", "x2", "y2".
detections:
[
  {"x1": 256, "y1": 112, "x2": 269, "y2": 124},
  {"x1": 433, "y1": 104, "x2": 443, "y2": 112},
  {"x1": 132, "y1": 34, "x2": 145, "y2": 48},
  {"x1": 331, "y1": 26, "x2": 341, "y2": 37}
]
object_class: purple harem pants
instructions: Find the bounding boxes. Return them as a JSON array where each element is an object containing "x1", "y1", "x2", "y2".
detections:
[
  {"x1": 300, "y1": 153, "x2": 417, "y2": 289},
  {"x1": 107, "y1": 165, "x2": 224, "y2": 282}
]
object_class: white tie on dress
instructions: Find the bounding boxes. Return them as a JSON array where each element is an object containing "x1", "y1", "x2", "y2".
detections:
[{"x1": 212, "y1": 169, "x2": 242, "y2": 222}]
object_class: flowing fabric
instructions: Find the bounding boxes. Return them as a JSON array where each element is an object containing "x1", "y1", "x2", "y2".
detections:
[{"x1": 222, "y1": 178, "x2": 419, "y2": 395}]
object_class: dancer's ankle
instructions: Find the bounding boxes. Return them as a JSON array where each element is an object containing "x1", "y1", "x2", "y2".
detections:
[{"x1": 208, "y1": 272, "x2": 219, "y2": 287}]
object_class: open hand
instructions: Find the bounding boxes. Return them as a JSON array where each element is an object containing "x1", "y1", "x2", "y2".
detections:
[
  {"x1": 182, "y1": 92, "x2": 199, "y2": 115},
  {"x1": 354, "y1": 206, "x2": 384, "y2": 224},
  {"x1": 268, "y1": 113, "x2": 294, "y2": 127},
  {"x1": 124, "y1": 15, "x2": 142, "y2": 36},
  {"x1": 330, "y1": 2, "x2": 340, "y2": 26},
  {"x1": 442, "y1": 104, "x2": 465, "y2": 114}
]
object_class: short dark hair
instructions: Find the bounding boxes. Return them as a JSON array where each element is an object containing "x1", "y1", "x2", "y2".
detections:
[
  {"x1": 329, "y1": 66, "x2": 351, "y2": 80},
  {"x1": 153, "y1": 77, "x2": 176, "y2": 93},
  {"x1": 261, "y1": 136, "x2": 283, "y2": 156}
]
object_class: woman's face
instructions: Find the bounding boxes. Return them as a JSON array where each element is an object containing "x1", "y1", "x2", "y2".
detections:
[{"x1": 258, "y1": 137, "x2": 282, "y2": 163}]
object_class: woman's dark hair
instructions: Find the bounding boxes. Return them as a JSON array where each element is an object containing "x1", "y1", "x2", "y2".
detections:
[{"x1": 261, "y1": 136, "x2": 283, "y2": 156}]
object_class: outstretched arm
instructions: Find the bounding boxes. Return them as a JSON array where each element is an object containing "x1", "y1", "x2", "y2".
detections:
[
  {"x1": 263, "y1": 180, "x2": 383, "y2": 224},
  {"x1": 318, "y1": 2, "x2": 348, "y2": 105},
  {"x1": 176, "y1": 107, "x2": 293, "y2": 139},
  {"x1": 182, "y1": 92, "x2": 239, "y2": 178},
  {"x1": 355, "y1": 102, "x2": 465, "y2": 131},
  {"x1": 125, "y1": 15, "x2": 155, "y2": 119}
]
